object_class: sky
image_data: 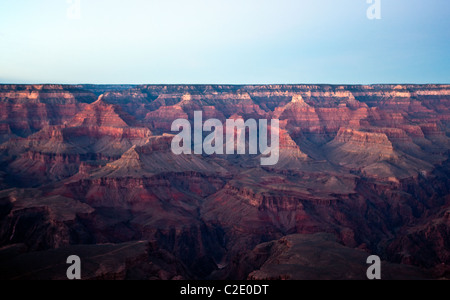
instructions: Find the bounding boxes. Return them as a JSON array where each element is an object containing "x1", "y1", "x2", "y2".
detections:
[{"x1": 0, "y1": 0, "x2": 449, "y2": 84}]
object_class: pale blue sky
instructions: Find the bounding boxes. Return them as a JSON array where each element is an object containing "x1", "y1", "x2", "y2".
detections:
[{"x1": 0, "y1": 0, "x2": 449, "y2": 84}]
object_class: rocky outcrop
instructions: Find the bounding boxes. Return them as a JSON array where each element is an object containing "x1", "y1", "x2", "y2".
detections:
[
  {"x1": 325, "y1": 128, "x2": 397, "y2": 167},
  {"x1": 243, "y1": 234, "x2": 429, "y2": 280},
  {"x1": 69, "y1": 96, "x2": 139, "y2": 128}
]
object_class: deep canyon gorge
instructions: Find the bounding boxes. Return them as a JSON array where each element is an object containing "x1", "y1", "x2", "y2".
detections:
[{"x1": 0, "y1": 84, "x2": 448, "y2": 280}]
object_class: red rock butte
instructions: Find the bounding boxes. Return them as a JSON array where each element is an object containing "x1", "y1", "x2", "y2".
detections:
[{"x1": 0, "y1": 84, "x2": 449, "y2": 280}]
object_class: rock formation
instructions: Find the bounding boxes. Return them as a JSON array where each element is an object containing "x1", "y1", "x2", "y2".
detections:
[{"x1": 0, "y1": 84, "x2": 449, "y2": 280}]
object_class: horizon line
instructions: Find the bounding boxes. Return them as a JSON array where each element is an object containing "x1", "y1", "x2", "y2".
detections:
[{"x1": 1, "y1": 83, "x2": 450, "y2": 86}]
